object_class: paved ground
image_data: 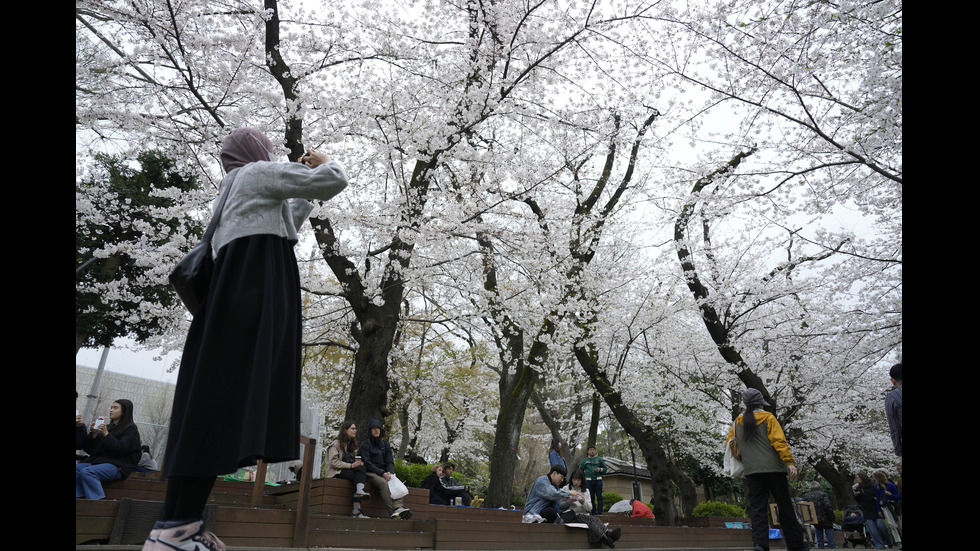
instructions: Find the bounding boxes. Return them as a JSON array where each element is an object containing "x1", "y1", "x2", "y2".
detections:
[
  {"x1": 75, "y1": 547, "x2": 833, "y2": 551},
  {"x1": 76, "y1": 548, "x2": 762, "y2": 551}
]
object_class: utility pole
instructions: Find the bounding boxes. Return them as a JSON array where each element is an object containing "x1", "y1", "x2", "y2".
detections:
[{"x1": 83, "y1": 347, "x2": 110, "y2": 424}]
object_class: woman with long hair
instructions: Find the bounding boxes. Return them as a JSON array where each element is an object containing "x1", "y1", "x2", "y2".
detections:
[
  {"x1": 548, "y1": 438, "x2": 566, "y2": 469},
  {"x1": 725, "y1": 388, "x2": 808, "y2": 551},
  {"x1": 326, "y1": 420, "x2": 372, "y2": 517},
  {"x1": 76, "y1": 399, "x2": 142, "y2": 499},
  {"x1": 873, "y1": 470, "x2": 902, "y2": 545},
  {"x1": 143, "y1": 128, "x2": 349, "y2": 550},
  {"x1": 854, "y1": 472, "x2": 893, "y2": 548},
  {"x1": 566, "y1": 468, "x2": 621, "y2": 548}
]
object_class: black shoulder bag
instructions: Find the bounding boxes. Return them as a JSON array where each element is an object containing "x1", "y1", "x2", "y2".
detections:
[{"x1": 169, "y1": 171, "x2": 238, "y2": 316}]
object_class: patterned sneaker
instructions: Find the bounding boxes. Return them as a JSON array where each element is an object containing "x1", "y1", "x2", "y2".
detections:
[
  {"x1": 141, "y1": 523, "x2": 163, "y2": 551},
  {"x1": 353, "y1": 489, "x2": 371, "y2": 499},
  {"x1": 391, "y1": 506, "x2": 412, "y2": 519},
  {"x1": 152, "y1": 518, "x2": 226, "y2": 551}
]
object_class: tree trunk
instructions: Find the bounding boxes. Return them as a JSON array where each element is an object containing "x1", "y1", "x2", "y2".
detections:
[
  {"x1": 667, "y1": 460, "x2": 698, "y2": 518},
  {"x1": 586, "y1": 393, "x2": 601, "y2": 449},
  {"x1": 310, "y1": 158, "x2": 432, "y2": 432},
  {"x1": 485, "y1": 373, "x2": 537, "y2": 508},
  {"x1": 573, "y1": 343, "x2": 677, "y2": 525},
  {"x1": 344, "y1": 317, "x2": 397, "y2": 428},
  {"x1": 813, "y1": 456, "x2": 856, "y2": 508}
]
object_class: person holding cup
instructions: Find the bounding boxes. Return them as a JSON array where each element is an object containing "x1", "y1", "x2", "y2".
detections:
[
  {"x1": 76, "y1": 399, "x2": 142, "y2": 499},
  {"x1": 326, "y1": 420, "x2": 371, "y2": 518}
]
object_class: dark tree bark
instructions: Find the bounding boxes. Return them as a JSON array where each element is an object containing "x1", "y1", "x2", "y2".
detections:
[
  {"x1": 813, "y1": 456, "x2": 856, "y2": 508},
  {"x1": 573, "y1": 339, "x2": 677, "y2": 525},
  {"x1": 667, "y1": 460, "x2": 699, "y2": 518},
  {"x1": 479, "y1": 227, "x2": 551, "y2": 508}
]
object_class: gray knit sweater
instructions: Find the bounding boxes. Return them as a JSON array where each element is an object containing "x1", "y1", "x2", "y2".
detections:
[{"x1": 212, "y1": 160, "x2": 349, "y2": 252}]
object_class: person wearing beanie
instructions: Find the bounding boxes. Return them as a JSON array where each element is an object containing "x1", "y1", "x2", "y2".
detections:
[
  {"x1": 802, "y1": 481, "x2": 837, "y2": 548},
  {"x1": 358, "y1": 419, "x2": 412, "y2": 519},
  {"x1": 725, "y1": 388, "x2": 810, "y2": 551}
]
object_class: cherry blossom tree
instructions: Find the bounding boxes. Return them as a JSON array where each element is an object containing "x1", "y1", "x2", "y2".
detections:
[
  {"x1": 75, "y1": 0, "x2": 901, "y2": 509},
  {"x1": 649, "y1": 0, "x2": 902, "y2": 502},
  {"x1": 76, "y1": 150, "x2": 202, "y2": 353}
]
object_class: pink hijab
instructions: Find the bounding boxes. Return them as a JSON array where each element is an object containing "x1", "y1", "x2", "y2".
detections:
[{"x1": 220, "y1": 128, "x2": 275, "y2": 173}]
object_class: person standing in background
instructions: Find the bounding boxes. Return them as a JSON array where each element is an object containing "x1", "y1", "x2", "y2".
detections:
[
  {"x1": 726, "y1": 388, "x2": 809, "y2": 551},
  {"x1": 579, "y1": 445, "x2": 607, "y2": 515},
  {"x1": 803, "y1": 481, "x2": 836, "y2": 548}
]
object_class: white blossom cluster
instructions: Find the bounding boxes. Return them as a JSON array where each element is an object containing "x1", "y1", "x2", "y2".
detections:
[{"x1": 77, "y1": 0, "x2": 900, "y2": 490}]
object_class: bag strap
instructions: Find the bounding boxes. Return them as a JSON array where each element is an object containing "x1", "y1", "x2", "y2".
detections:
[{"x1": 200, "y1": 168, "x2": 240, "y2": 245}]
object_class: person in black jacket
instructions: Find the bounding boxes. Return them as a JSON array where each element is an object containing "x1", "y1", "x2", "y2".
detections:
[
  {"x1": 420, "y1": 464, "x2": 454, "y2": 505},
  {"x1": 802, "y1": 481, "x2": 837, "y2": 548},
  {"x1": 358, "y1": 419, "x2": 412, "y2": 519},
  {"x1": 853, "y1": 472, "x2": 893, "y2": 549},
  {"x1": 76, "y1": 399, "x2": 142, "y2": 499},
  {"x1": 420, "y1": 463, "x2": 470, "y2": 506},
  {"x1": 76, "y1": 391, "x2": 87, "y2": 451}
]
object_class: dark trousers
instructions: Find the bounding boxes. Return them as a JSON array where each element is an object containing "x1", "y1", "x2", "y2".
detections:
[
  {"x1": 587, "y1": 479, "x2": 604, "y2": 513},
  {"x1": 745, "y1": 472, "x2": 808, "y2": 551},
  {"x1": 333, "y1": 465, "x2": 367, "y2": 490},
  {"x1": 163, "y1": 475, "x2": 217, "y2": 521}
]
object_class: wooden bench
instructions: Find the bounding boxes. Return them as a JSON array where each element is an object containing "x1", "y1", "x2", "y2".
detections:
[
  {"x1": 78, "y1": 435, "x2": 317, "y2": 546},
  {"x1": 77, "y1": 440, "x2": 759, "y2": 549},
  {"x1": 271, "y1": 475, "x2": 522, "y2": 522}
]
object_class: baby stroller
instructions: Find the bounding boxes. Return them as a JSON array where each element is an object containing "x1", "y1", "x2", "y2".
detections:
[{"x1": 841, "y1": 505, "x2": 871, "y2": 548}]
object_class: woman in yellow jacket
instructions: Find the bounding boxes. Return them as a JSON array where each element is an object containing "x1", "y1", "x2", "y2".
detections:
[{"x1": 726, "y1": 388, "x2": 810, "y2": 551}]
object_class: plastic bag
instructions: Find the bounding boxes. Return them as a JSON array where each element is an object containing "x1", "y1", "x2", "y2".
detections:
[
  {"x1": 388, "y1": 474, "x2": 409, "y2": 500},
  {"x1": 723, "y1": 437, "x2": 744, "y2": 478}
]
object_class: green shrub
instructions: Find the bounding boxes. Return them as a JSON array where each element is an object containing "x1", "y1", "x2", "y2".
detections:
[
  {"x1": 602, "y1": 492, "x2": 624, "y2": 513},
  {"x1": 691, "y1": 500, "x2": 747, "y2": 518},
  {"x1": 393, "y1": 459, "x2": 432, "y2": 488}
]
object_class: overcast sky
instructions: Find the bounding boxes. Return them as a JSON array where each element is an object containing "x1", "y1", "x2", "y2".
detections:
[{"x1": 76, "y1": 338, "x2": 182, "y2": 384}]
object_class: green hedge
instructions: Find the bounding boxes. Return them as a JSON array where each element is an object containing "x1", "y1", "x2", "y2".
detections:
[
  {"x1": 691, "y1": 500, "x2": 747, "y2": 518},
  {"x1": 393, "y1": 460, "x2": 433, "y2": 488},
  {"x1": 601, "y1": 492, "x2": 624, "y2": 513}
]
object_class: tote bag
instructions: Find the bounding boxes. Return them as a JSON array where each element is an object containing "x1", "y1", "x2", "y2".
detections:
[{"x1": 723, "y1": 437, "x2": 745, "y2": 478}]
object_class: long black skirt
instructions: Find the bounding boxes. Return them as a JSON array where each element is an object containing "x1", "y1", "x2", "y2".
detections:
[{"x1": 162, "y1": 235, "x2": 303, "y2": 478}]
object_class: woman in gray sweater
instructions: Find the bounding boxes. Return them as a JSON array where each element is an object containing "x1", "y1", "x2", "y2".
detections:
[{"x1": 144, "y1": 128, "x2": 349, "y2": 551}]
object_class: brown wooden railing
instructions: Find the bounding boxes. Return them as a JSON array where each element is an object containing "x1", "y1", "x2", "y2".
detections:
[{"x1": 251, "y1": 434, "x2": 316, "y2": 546}]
